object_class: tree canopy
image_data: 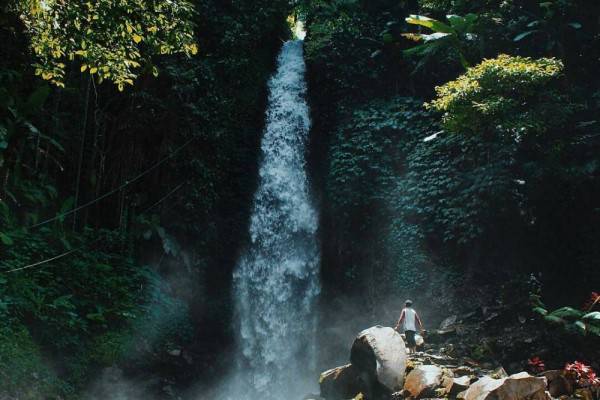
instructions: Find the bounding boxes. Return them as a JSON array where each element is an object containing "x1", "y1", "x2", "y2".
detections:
[{"x1": 16, "y1": 0, "x2": 198, "y2": 89}]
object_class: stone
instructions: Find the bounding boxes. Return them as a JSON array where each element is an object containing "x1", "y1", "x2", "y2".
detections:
[
  {"x1": 463, "y1": 372, "x2": 549, "y2": 400},
  {"x1": 319, "y1": 364, "x2": 365, "y2": 400},
  {"x1": 440, "y1": 315, "x2": 458, "y2": 330},
  {"x1": 448, "y1": 376, "x2": 471, "y2": 394},
  {"x1": 391, "y1": 391, "x2": 405, "y2": 400},
  {"x1": 403, "y1": 365, "x2": 452, "y2": 399},
  {"x1": 453, "y1": 366, "x2": 475, "y2": 377},
  {"x1": 574, "y1": 388, "x2": 593, "y2": 400},
  {"x1": 491, "y1": 367, "x2": 509, "y2": 379},
  {"x1": 351, "y1": 326, "x2": 408, "y2": 394},
  {"x1": 167, "y1": 349, "x2": 181, "y2": 357},
  {"x1": 542, "y1": 370, "x2": 574, "y2": 397}
]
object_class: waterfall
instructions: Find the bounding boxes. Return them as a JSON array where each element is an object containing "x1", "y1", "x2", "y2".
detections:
[{"x1": 225, "y1": 40, "x2": 320, "y2": 399}]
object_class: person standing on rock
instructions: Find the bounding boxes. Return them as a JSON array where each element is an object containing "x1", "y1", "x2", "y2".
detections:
[{"x1": 394, "y1": 299, "x2": 424, "y2": 354}]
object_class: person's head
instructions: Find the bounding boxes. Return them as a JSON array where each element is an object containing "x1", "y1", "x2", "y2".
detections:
[{"x1": 405, "y1": 299, "x2": 413, "y2": 308}]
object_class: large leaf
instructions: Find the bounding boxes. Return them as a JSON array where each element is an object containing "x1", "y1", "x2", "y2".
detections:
[
  {"x1": 582, "y1": 311, "x2": 600, "y2": 321},
  {"x1": 405, "y1": 15, "x2": 453, "y2": 34},
  {"x1": 446, "y1": 14, "x2": 477, "y2": 33},
  {"x1": 422, "y1": 32, "x2": 451, "y2": 42},
  {"x1": 533, "y1": 306, "x2": 548, "y2": 316},
  {"x1": 0, "y1": 232, "x2": 13, "y2": 246},
  {"x1": 514, "y1": 30, "x2": 540, "y2": 42},
  {"x1": 544, "y1": 314, "x2": 566, "y2": 325},
  {"x1": 547, "y1": 306, "x2": 585, "y2": 321}
]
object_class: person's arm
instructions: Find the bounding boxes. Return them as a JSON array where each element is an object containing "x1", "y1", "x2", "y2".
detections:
[
  {"x1": 416, "y1": 312, "x2": 424, "y2": 332},
  {"x1": 394, "y1": 310, "x2": 405, "y2": 332}
]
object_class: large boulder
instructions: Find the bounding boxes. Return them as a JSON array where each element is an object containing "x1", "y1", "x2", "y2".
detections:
[
  {"x1": 541, "y1": 370, "x2": 574, "y2": 397},
  {"x1": 350, "y1": 326, "x2": 407, "y2": 395},
  {"x1": 464, "y1": 372, "x2": 549, "y2": 400},
  {"x1": 319, "y1": 364, "x2": 365, "y2": 400},
  {"x1": 403, "y1": 365, "x2": 453, "y2": 398},
  {"x1": 444, "y1": 376, "x2": 471, "y2": 395}
]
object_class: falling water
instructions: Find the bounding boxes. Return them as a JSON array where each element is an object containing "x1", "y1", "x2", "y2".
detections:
[{"x1": 225, "y1": 40, "x2": 320, "y2": 400}]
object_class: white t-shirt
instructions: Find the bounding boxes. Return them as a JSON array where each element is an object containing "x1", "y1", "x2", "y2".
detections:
[{"x1": 403, "y1": 307, "x2": 417, "y2": 331}]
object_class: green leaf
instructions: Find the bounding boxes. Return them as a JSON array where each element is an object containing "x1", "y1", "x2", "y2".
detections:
[
  {"x1": 582, "y1": 311, "x2": 600, "y2": 321},
  {"x1": 574, "y1": 320, "x2": 587, "y2": 335},
  {"x1": 543, "y1": 315, "x2": 565, "y2": 325},
  {"x1": 514, "y1": 30, "x2": 539, "y2": 41},
  {"x1": 0, "y1": 232, "x2": 13, "y2": 246},
  {"x1": 547, "y1": 306, "x2": 584, "y2": 321},
  {"x1": 405, "y1": 15, "x2": 453, "y2": 34},
  {"x1": 533, "y1": 306, "x2": 548, "y2": 316}
]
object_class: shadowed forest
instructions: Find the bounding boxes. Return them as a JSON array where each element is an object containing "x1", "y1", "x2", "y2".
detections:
[{"x1": 0, "y1": 0, "x2": 599, "y2": 399}]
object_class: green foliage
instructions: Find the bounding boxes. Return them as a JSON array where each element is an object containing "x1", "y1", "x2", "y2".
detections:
[
  {"x1": 513, "y1": 1, "x2": 583, "y2": 54},
  {"x1": 427, "y1": 54, "x2": 568, "y2": 136},
  {"x1": 0, "y1": 323, "x2": 72, "y2": 399},
  {"x1": 403, "y1": 13, "x2": 478, "y2": 69},
  {"x1": 15, "y1": 0, "x2": 198, "y2": 89},
  {"x1": 532, "y1": 296, "x2": 600, "y2": 338}
]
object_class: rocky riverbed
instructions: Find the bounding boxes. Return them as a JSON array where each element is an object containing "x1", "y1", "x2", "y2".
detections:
[{"x1": 312, "y1": 323, "x2": 600, "y2": 400}]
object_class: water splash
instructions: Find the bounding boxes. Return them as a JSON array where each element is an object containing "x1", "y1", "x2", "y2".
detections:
[{"x1": 224, "y1": 40, "x2": 320, "y2": 400}]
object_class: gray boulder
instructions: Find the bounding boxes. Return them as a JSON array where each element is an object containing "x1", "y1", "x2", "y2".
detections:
[
  {"x1": 463, "y1": 372, "x2": 549, "y2": 400},
  {"x1": 404, "y1": 365, "x2": 453, "y2": 399},
  {"x1": 319, "y1": 364, "x2": 365, "y2": 400},
  {"x1": 351, "y1": 326, "x2": 407, "y2": 395}
]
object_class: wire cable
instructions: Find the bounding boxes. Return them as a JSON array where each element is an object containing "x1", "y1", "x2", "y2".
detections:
[
  {"x1": 1, "y1": 180, "x2": 189, "y2": 274},
  {"x1": 27, "y1": 137, "x2": 195, "y2": 230}
]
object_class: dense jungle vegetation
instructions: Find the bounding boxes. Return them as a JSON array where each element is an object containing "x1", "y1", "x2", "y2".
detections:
[
  {"x1": 301, "y1": 0, "x2": 600, "y2": 370},
  {"x1": 0, "y1": 0, "x2": 599, "y2": 398},
  {"x1": 1, "y1": 0, "x2": 290, "y2": 397}
]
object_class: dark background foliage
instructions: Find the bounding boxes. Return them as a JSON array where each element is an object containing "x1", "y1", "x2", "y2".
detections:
[{"x1": 1, "y1": 0, "x2": 599, "y2": 398}]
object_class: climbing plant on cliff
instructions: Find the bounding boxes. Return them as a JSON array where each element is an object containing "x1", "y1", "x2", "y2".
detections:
[{"x1": 15, "y1": 0, "x2": 198, "y2": 89}]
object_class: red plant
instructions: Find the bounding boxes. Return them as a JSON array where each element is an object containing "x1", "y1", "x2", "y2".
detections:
[
  {"x1": 583, "y1": 292, "x2": 600, "y2": 311},
  {"x1": 565, "y1": 361, "x2": 600, "y2": 387},
  {"x1": 528, "y1": 356, "x2": 546, "y2": 373}
]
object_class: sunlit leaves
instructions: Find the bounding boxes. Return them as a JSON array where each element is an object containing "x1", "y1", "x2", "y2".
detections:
[
  {"x1": 427, "y1": 54, "x2": 567, "y2": 136},
  {"x1": 17, "y1": 0, "x2": 198, "y2": 89}
]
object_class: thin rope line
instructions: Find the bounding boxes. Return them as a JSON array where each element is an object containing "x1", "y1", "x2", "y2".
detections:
[
  {"x1": 2, "y1": 181, "x2": 189, "y2": 274},
  {"x1": 2, "y1": 237, "x2": 104, "y2": 273},
  {"x1": 27, "y1": 137, "x2": 195, "y2": 230}
]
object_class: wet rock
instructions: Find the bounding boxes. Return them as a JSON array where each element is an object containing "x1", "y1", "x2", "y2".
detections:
[
  {"x1": 453, "y1": 366, "x2": 475, "y2": 377},
  {"x1": 403, "y1": 365, "x2": 452, "y2": 399},
  {"x1": 575, "y1": 388, "x2": 593, "y2": 400},
  {"x1": 391, "y1": 391, "x2": 405, "y2": 400},
  {"x1": 351, "y1": 326, "x2": 407, "y2": 394},
  {"x1": 440, "y1": 316, "x2": 458, "y2": 330},
  {"x1": 541, "y1": 370, "x2": 574, "y2": 397},
  {"x1": 492, "y1": 367, "x2": 509, "y2": 379},
  {"x1": 463, "y1": 372, "x2": 549, "y2": 400},
  {"x1": 447, "y1": 376, "x2": 471, "y2": 395},
  {"x1": 319, "y1": 364, "x2": 364, "y2": 400}
]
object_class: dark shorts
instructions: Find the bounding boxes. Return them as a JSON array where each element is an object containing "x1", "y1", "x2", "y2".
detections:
[{"x1": 405, "y1": 330, "x2": 416, "y2": 347}]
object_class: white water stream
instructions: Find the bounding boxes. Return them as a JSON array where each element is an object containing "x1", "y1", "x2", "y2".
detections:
[{"x1": 222, "y1": 40, "x2": 320, "y2": 400}]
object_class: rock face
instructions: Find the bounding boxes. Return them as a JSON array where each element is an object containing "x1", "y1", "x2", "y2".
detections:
[
  {"x1": 404, "y1": 365, "x2": 451, "y2": 398},
  {"x1": 463, "y1": 372, "x2": 549, "y2": 400},
  {"x1": 350, "y1": 326, "x2": 408, "y2": 394},
  {"x1": 319, "y1": 364, "x2": 365, "y2": 400}
]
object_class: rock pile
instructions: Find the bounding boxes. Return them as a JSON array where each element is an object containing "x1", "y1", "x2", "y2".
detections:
[{"x1": 317, "y1": 325, "x2": 595, "y2": 400}]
